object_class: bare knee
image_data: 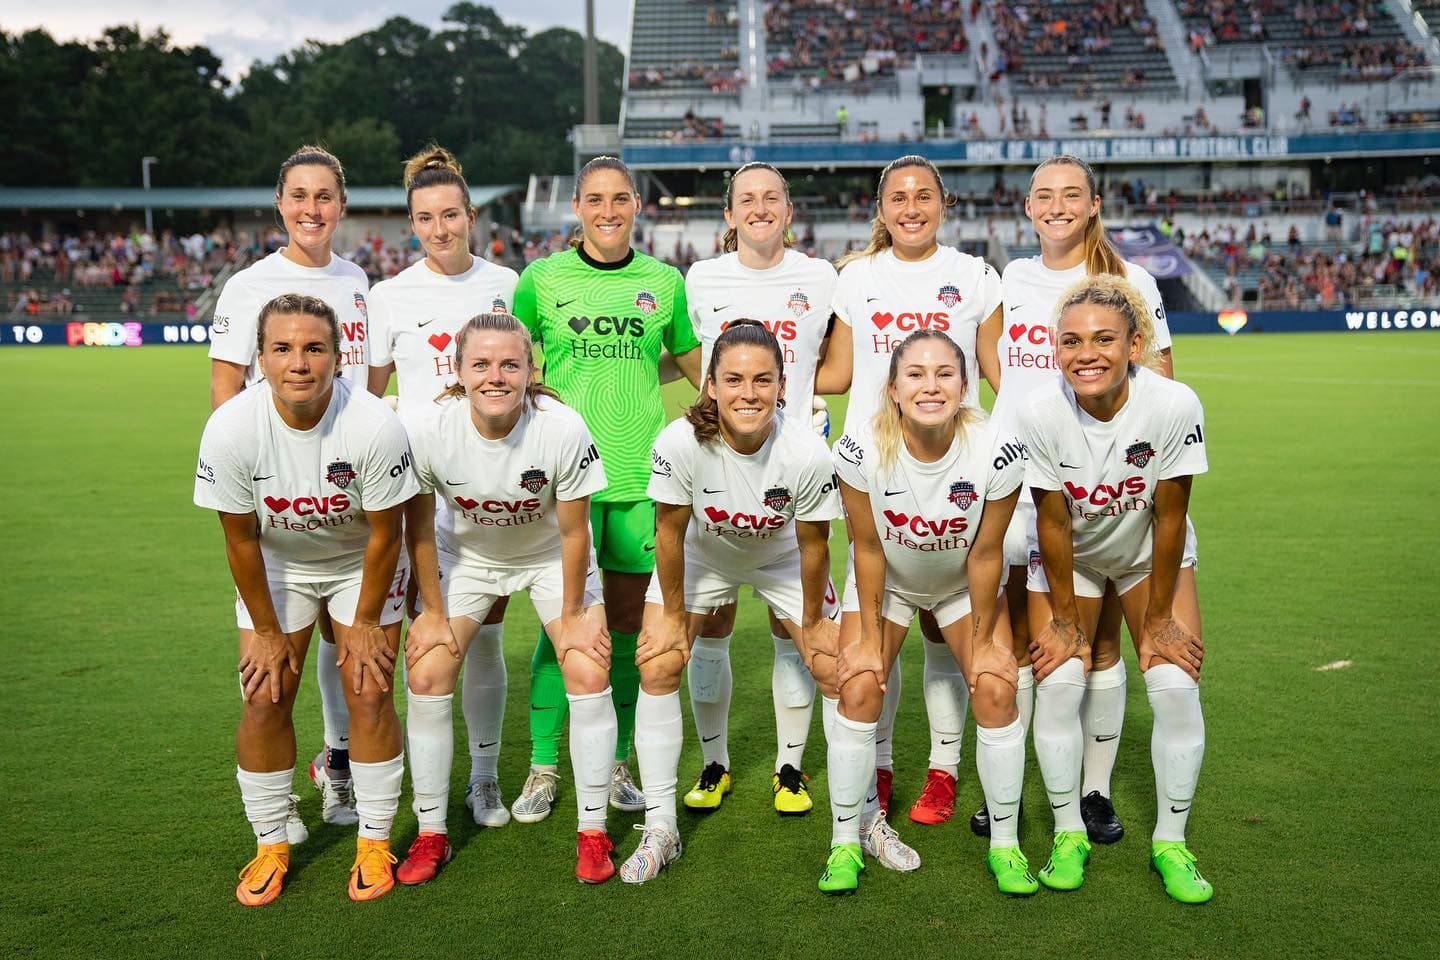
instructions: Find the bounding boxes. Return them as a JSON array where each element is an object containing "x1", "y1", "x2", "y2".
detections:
[
  {"x1": 407, "y1": 652, "x2": 461, "y2": 696},
  {"x1": 971, "y1": 673, "x2": 1017, "y2": 727},
  {"x1": 839, "y1": 671, "x2": 883, "y2": 722},
  {"x1": 638, "y1": 652, "x2": 684, "y2": 694},
  {"x1": 562, "y1": 653, "x2": 610, "y2": 696}
]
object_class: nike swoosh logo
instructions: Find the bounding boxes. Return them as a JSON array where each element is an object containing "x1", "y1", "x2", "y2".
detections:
[
  {"x1": 478, "y1": 740, "x2": 498, "y2": 749},
  {"x1": 419, "y1": 805, "x2": 438, "y2": 813},
  {"x1": 1060, "y1": 461, "x2": 1080, "y2": 469},
  {"x1": 354, "y1": 872, "x2": 378, "y2": 891},
  {"x1": 585, "y1": 805, "x2": 604, "y2": 812},
  {"x1": 866, "y1": 296, "x2": 881, "y2": 303},
  {"x1": 1008, "y1": 304, "x2": 1024, "y2": 312},
  {"x1": 1095, "y1": 734, "x2": 1119, "y2": 742},
  {"x1": 418, "y1": 318, "x2": 437, "y2": 328},
  {"x1": 445, "y1": 479, "x2": 466, "y2": 486},
  {"x1": 875, "y1": 737, "x2": 889, "y2": 745},
  {"x1": 786, "y1": 742, "x2": 804, "y2": 749},
  {"x1": 252, "y1": 475, "x2": 274, "y2": 481},
  {"x1": 556, "y1": 298, "x2": 577, "y2": 309},
  {"x1": 363, "y1": 823, "x2": 382, "y2": 831},
  {"x1": 838, "y1": 814, "x2": 857, "y2": 822},
  {"x1": 702, "y1": 487, "x2": 725, "y2": 494},
  {"x1": 530, "y1": 705, "x2": 557, "y2": 711},
  {"x1": 866, "y1": 795, "x2": 878, "y2": 805},
  {"x1": 389, "y1": 601, "x2": 404, "y2": 613},
  {"x1": 249, "y1": 869, "x2": 277, "y2": 895},
  {"x1": 1051, "y1": 801, "x2": 1070, "y2": 809},
  {"x1": 618, "y1": 701, "x2": 637, "y2": 710},
  {"x1": 645, "y1": 805, "x2": 662, "y2": 812},
  {"x1": 702, "y1": 735, "x2": 720, "y2": 743},
  {"x1": 884, "y1": 488, "x2": 906, "y2": 496},
  {"x1": 836, "y1": 451, "x2": 861, "y2": 466},
  {"x1": 642, "y1": 544, "x2": 655, "y2": 552},
  {"x1": 711, "y1": 305, "x2": 730, "y2": 313},
  {"x1": 940, "y1": 738, "x2": 959, "y2": 745},
  {"x1": 259, "y1": 825, "x2": 282, "y2": 838},
  {"x1": 1170, "y1": 805, "x2": 1190, "y2": 814},
  {"x1": 993, "y1": 814, "x2": 1013, "y2": 822}
]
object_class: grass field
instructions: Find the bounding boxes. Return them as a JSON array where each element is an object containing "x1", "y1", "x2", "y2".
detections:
[{"x1": 3, "y1": 333, "x2": 1438, "y2": 960}]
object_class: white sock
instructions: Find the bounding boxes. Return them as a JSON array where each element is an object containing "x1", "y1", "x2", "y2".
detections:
[
  {"x1": 568, "y1": 688, "x2": 618, "y2": 832},
  {"x1": 314, "y1": 639, "x2": 350, "y2": 756},
  {"x1": 827, "y1": 711, "x2": 876, "y2": 846},
  {"x1": 236, "y1": 767, "x2": 293, "y2": 845},
  {"x1": 772, "y1": 634, "x2": 816, "y2": 771},
  {"x1": 687, "y1": 635, "x2": 732, "y2": 768},
  {"x1": 975, "y1": 718, "x2": 1026, "y2": 848},
  {"x1": 922, "y1": 640, "x2": 968, "y2": 778},
  {"x1": 1145, "y1": 664, "x2": 1205, "y2": 842},
  {"x1": 1081, "y1": 660, "x2": 1127, "y2": 797},
  {"x1": 1016, "y1": 664, "x2": 1036, "y2": 736},
  {"x1": 351, "y1": 754, "x2": 405, "y2": 841},
  {"x1": 634, "y1": 690, "x2": 683, "y2": 833},
  {"x1": 876, "y1": 659, "x2": 902, "y2": 771},
  {"x1": 820, "y1": 695, "x2": 839, "y2": 744},
  {"x1": 462, "y1": 623, "x2": 506, "y2": 782},
  {"x1": 406, "y1": 690, "x2": 453, "y2": 834},
  {"x1": 1032, "y1": 658, "x2": 1087, "y2": 833}
]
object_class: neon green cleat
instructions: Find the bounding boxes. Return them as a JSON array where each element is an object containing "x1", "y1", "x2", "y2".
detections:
[
  {"x1": 1038, "y1": 831, "x2": 1091, "y2": 891},
  {"x1": 1151, "y1": 841, "x2": 1214, "y2": 904},
  {"x1": 682, "y1": 761, "x2": 732, "y2": 811},
  {"x1": 986, "y1": 846, "x2": 1039, "y2": 896},
  {"x1": 772, "y1": 764, "x2": 813, "y2": 815},
  {"x1": 818, "y1": 843, "x2": 865, "y2": 895}
]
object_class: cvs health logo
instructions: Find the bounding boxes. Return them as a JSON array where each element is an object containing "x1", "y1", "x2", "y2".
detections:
[
  {"x1": 1063, "y1": 477, "x2": 1145, "y2": 507},
  {"x1": 871, "y1": 310, "x2": 950, "y2": 332},
  {"x1": 881, "y1": 509, "x2": 969, "y2": 538}
]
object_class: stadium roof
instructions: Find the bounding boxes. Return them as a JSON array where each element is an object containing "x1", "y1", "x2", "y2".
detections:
[{"x1": 0, "y1": 185, "x2": 521, "y2": 210}]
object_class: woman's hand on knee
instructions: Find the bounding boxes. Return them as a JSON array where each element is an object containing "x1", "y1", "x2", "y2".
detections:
[
  {"x1": 1029, "y1": 617, "x2": 1091, "y2": 683},
  {"x1": 404, "y1": 610, "x2": 460, "y2": 671}
]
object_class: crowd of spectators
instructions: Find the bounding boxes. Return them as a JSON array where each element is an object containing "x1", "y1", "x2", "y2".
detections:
[
  {"x1": 987, "y1": 1, "x2": 1162, "y2": 90},
  {"x1": 764, "y1": 0, "x2": 974, "y2": 90}
]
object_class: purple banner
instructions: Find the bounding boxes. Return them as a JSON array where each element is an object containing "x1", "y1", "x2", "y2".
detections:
[{"x1": 1107, "y1": 226, "x2": 1192, "y2": 279}]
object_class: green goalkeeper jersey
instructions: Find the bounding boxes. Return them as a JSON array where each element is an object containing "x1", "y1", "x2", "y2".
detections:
[{"x1": 513, "y1": 246, "x2": 699, "y2": 503}]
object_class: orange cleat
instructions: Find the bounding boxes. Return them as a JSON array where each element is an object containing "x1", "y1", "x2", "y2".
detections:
[
  {"x1": 236, "y1": 842, "x2": 289, "y2": 907},
  {"x1": 348, "y1": 837, "x2": 398, "y2": 902}
]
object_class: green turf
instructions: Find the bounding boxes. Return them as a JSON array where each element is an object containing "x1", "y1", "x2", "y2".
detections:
[{"x1": 2, "y1": 333, "x2": 1438, "y2": 959}]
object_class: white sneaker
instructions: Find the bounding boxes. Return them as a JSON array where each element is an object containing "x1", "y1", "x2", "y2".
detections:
[
  {"x1": 308, "y1": 758, "x2": 358, "y2": 826},
  {"x1": 861, "y1": 810, "x2": 921, "y2": 872},
  {"x1": 285, "y1": 793, "x2": 309, "y2": 846},
  {"x1": 609, "y1": 761, "x2": 646, "y2": 812},
  {"x1": 464, "y1": 777, "x2": 512, "y2": 828},
  {"x1": 511, "y1": 768, "x2": 560, "y2": 823},
  {"x1": 619, "y1": 823, "x2": 682, "y2": 884}
]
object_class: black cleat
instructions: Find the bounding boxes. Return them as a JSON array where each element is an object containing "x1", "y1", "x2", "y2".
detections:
[
  {"x1": 1081, "y1": 791, "x2": 1124, "y2": 844},
  {"x1": 970, "y1": 802, "x2": 990, "y2": 837}
]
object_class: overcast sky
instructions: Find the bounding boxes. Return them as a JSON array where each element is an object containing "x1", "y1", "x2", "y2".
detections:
[{"x1": 0, "y1": 1, "x2": 631, "y2": 79}]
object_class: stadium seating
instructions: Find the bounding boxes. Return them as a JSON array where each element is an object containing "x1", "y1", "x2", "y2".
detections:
[
  {"x1": 763, "y1": 0, "x2": 972, "y2": 91},
  {"x1": 989, "y1": 1, "x2": 1179, "y2": 95},
  {"x1": 627, "y1": 0, "x2": 741, "y2": 93}
]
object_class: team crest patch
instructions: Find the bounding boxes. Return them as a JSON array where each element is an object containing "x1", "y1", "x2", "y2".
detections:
[
  {"x1": 1125, "y1": 440, "x2": 1155, "y2": 468},
  {"x1": 763, "y1": 486, "x2": 792, "y2": 510},
  {"x1": 1028, "y1": 549, "x2": 1042, "y2": 573},
  {"x1": 353, "y1": 292, "x2": 368, "y2": 318},
  {"x1": 327, "y1": 459, "x2": 357, "y2": 488},
  {"x1": 491, "y1": 296, "x2": 507, "y2": 312},
  {"x1": 937, "y1": 284, "x2": 962, "y2": 308},
  {"x1": 518, "y1": 468, "x2": 550, "y2": 493},
  {"x1": 787, "y1": 290, "x2": 810, "y2": 317},
  {"x1": 635, "y1": 290, "x2": 657, "y2": 315},
  {"x1": 948, "y1": 479, "x2": 977, "y2": 508}
]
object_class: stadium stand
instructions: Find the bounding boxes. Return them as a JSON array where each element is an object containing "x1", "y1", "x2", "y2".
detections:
[
  {"x1": 626, "y1": 0, "x2": 742, "y2": 93},
  {"x1": 763, "y1": 0, "x2": 972, "y2": 90},
  {"x1": 990, "y1": 1, "x2": 1179, "y2": 95}
]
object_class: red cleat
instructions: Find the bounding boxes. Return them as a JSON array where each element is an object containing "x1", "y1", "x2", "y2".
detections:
[
  {"x1": 875, "y1": 768, "x2": 894, "y2": 817},
  {"x1": 908, "y1": 769, "x2": 957, "y2": 825},
  {"x1": 396, "y1": 832, "x2": 452, "y2": 886},
  {"x1": 576, "y1": 829, "x2": 616, "y2": 884}
]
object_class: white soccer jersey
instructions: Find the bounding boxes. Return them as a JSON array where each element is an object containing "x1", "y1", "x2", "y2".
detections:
[
  {"x1": 1018, "y1": 366, "x2": 1207, "y2": 574},
  {"x1": 834, "y1": 418, "x2": 1023, "y2": 602},
  {"x1": 368, "y1": 257, "x2": 519, "y2": 418},
  {"x1": 686, "y1": 249, "x2": 838, "y2": 416},
  {"x1": 409, "y1": 394, "x2": 606, "y2": 571},
  {"x1": 648, "y1": 412, "x2": 842, "y2": 571},
  {"x1": 208, "y1": 251, "x2": 371, "y2": 385},
  {"x1": 993, "y1": 257, "x2": 1173, "y2": 433},
  {"x1": 833, "y1": 246, "x2": 1001, "y2": 438},
  {"x1": 194, "y1": 378, "x2": 419, "y2": 583}
]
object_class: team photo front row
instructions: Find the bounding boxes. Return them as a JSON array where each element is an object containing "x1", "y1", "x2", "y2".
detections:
[{"x1": 193, "y1": 146, "x2": 1210, "y2": 909}]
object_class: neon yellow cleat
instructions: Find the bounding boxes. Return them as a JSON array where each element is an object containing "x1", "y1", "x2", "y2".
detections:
[
  {"x1": 772, "y1": 764, "x2": 813, "y2": 815},
  {"x1": 682, "y1": 761, "x2": 731, "y2": 811}
]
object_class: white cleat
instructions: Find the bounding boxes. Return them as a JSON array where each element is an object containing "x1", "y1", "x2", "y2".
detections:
[
  {"x1": 285, "y1": 793, "x2": 309, "y2": 846},
  {"x1": 511, "y1": 768, "x2": 560, "y2": 824},
  {"x1": 308, "y1": 759, "x2": 359, "y2": 826},
  {"x1": 609, "y1": 761, "x2": 646, "y2": 812},
  {"x1": 861, "y1": 810, "x2": 921, "y2": 872},
  {"x1": 464, "y1": 777, "x2": 512, "y2": 828},
  {"x1": 619, "y1": 823, "x2": 682, "y2": 884}
]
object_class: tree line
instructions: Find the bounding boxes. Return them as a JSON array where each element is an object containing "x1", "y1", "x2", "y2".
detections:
[{"x1": 0, "y1": 2, "x2": 622, "y2": 187}]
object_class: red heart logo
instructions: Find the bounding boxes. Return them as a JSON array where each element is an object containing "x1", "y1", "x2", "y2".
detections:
[
  {"x1": 882, "y1": 509, "x2": 908, "y2": 527},
  {"x1": 1008, "y1": 323, "x2": 1028, "y2": 342},
  {"x1": 703, "y1": 505, "x2": 730, "y2": 523},
  {"x1": 871, "y1": 311, "x2": 894, "y2": 329},
  {"x1": 428, "y1": 332, "x2": 452, "y2": 352},
  {"x1": 263, "y1": 496, "x2": 291, "y2": 513},
  {"x1": 455, "y1": 496, "x2": 479, "y2": 510}
]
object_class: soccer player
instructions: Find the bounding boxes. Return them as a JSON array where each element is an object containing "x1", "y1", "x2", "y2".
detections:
[
  {"x1": 367, "y1": 145, "x2": 519, "y2": 827},
  {"x1": 398, "y1": 313, "x2": 620, "y2": 885},
  {"x1": 510, "y1": 156, "x2": 702, "y2": 822},
  {"x1": 621, "y1": 322, "x2": 841, "y2": 884},
  {"x1": 974, "y1": 153, "x2": 1181, "y2": 846},
  {"x1": 680, "y1": 161, "x2": 838, "y2": 815},
  {"x1": 826, "y1": 330, "x2": 1026, "y2": 896},
  {"x1": 195, "y1": 294, "x2": 417, "y2": 905},
  {"x1": 823, "y1": 154, "x2": 1003, "y2": 827},
  {"x1": 1018, "y1": 275, "x2": 1211, "y2": 902},
  {"x1": 207, "y1": 145, "x2": 372, "y2": 832}
]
